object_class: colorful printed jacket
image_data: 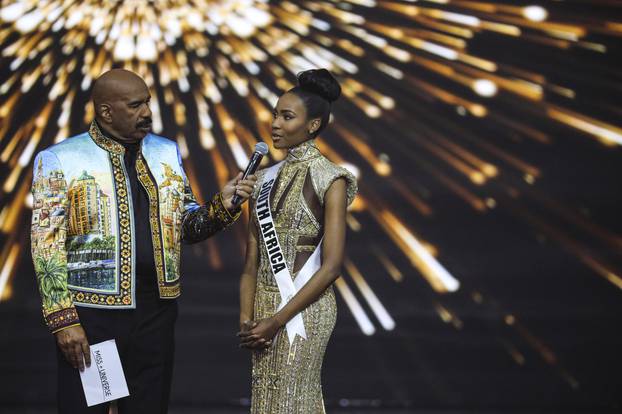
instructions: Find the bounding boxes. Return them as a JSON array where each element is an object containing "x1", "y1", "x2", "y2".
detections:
[{"x1": 31, "y1": 122, "x2": 240, "y2": 333}]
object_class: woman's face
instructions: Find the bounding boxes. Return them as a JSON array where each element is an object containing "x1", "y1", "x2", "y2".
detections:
[{"x1": 271, "y1": 92, "x2": 318, "y2": 150}]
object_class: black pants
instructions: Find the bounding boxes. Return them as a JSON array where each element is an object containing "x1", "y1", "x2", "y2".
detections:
[{"x1": 56, "y1": 291, "x2": 178, "y2": 414}]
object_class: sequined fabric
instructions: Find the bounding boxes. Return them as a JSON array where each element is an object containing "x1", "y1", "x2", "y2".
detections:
[
  {"x1": 181, "y1": 192, "x2": 240, "y2": 244},
  {"x1": 250, "y1": 140, "x2": 357, "y2": 413}
]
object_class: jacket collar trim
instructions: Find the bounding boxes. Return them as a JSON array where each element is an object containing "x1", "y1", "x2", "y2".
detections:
[{"x1": 88, "y1": 121, "x2": 126, "y2": 155}]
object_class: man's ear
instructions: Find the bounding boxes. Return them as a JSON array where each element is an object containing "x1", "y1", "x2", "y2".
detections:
[
  {"x1": 308, "y1": 118, "x2": 321, "y2": 136},
  {"x1": 98, "y1": 103, "x2": 112, "y2": 123}
]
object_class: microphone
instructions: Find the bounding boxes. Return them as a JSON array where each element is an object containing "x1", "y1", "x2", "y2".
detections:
[{"x1": 231, "y1": 142, "x2": 269, "y2": 206}]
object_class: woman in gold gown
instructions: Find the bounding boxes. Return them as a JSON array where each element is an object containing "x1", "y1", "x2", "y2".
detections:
[{"x1": 238, "y1": 69, "x2": 357, "y2": 413}]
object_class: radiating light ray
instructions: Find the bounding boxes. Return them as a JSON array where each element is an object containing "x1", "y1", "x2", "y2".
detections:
[
  {"x1": 387, "y1": 177, "x2": 433, "y2": 217},
  {"x1": 0, "y1": 0, "x2": 620, "y2": 348},
  {"x1": 406, "y1": 75, "x2": 488, "y2": 117},
  {"x1": 499, "y1": 339, "x2": 526, "y2": 366},
  {"x1": 345, "y1": 258, "x2": 396, "y2": 330},
  {"x1": 432, "y1": 134, "x2": 498, "y2": 178},
  {"x1": 500, "y1": 193, "x2": 622, "y2": 290},
  {"x1": 346, "y1": 213, "x2": 362, "y2": 232},
  {"x1": 473, "y1": 290, "x2": 582, "y2": 389},
  {"x1": 522, "y1": 187, "x2": 622, "y2": 251},
  {"x1": 361, "y1": 192, "x2": 460, "y2": 292},
  {"x1": 414, "y1": 137, "x2": 489, "y2": 185},
  {"x1": 334, "y1": 277, "x2": 376, "y2": 336},
  {"x1": 547, "y1": 105, "x2": 622, "y2": 147},
  {"x1": 488, "y1": 112, "x2": 551, "y2": 144},
  {"x1": 433, "y1": 302, "x2": 463, "y2": 330},
  {"x1": 378, "y1": 123, "x2": 490, "y2": 211},
  {"x1": 0, "y1": 242, "x2": 20, "y2": 301},
  {"x1": 371, "y1": 244, "x2": 404, "y2": 283},
  {"x1": 333, "y1": 124, "x2": 391, "y2": 176}
]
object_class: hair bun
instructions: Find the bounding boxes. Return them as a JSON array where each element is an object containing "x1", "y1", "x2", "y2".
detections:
[{"x1": 297, "y1": 69, "x2": 341, "y2": 103}]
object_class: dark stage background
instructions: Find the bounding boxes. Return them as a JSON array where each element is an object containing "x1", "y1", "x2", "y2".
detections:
[{"x1": 1, "y1": 0, "x2": 622, "y2": 412}]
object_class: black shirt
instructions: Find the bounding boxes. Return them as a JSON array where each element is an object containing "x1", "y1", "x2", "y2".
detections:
[{"x1": 98, "y1": 125, "x2": 158, "y2": 295}]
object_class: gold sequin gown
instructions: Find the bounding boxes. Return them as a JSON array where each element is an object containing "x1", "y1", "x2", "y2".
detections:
[{"x1": 250, "y1": 140, "x2": 357, "y2": 414}]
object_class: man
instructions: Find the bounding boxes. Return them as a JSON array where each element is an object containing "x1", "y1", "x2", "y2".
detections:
[{"x1": 30, "y1": 69, "x2": 256, "y2": 413}]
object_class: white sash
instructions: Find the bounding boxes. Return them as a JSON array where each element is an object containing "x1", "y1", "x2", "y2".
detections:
[{"x1": 255, "y1": 162, "x2": 323, "y2": 345}]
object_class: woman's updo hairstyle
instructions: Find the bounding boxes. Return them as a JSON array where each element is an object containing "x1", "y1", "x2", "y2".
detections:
[{"x1": 288, "y1": 69, "x2": 341, "y2": 138}]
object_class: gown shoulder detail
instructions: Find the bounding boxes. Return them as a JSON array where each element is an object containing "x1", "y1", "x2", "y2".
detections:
[{"x1": 309, "y1": 156, "x2": 358, "y2": 206}]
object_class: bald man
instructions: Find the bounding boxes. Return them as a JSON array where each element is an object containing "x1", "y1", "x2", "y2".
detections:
[{"x1": 30, "y1": 69, "x2": 256, "y2": 413}]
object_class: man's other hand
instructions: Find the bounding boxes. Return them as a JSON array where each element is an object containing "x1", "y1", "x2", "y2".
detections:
[
  {"x1": 222, "y1": 172, "x2": 258, "y2": 211},
  {"x1": 55, "y1": 325, "x2": 91, "y2": 372}
]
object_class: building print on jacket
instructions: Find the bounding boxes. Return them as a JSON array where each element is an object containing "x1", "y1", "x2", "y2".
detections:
[
  {"x1": 66, "y1": 169, "x2": 115, "y2": 292},
  {"x1": 68, "y1": 170, "x2": 112, "y2": 238},
  {"x1": 32, "y1": 154, "x2": 117, "y2": 296},
  {"x1": 31, "y1": 123, "x2": 241, "y2": 333},
  {"x1": 158, "y1": 162, "x2": 184, "y2": 281}
]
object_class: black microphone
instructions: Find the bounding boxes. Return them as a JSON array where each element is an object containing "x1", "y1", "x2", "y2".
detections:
[{"x1": 231, "y1": 142, "x2": 269, "y2": 206}]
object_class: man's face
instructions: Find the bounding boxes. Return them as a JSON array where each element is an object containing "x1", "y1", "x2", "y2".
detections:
[{"x1": 108, "y1": 82, "x2": 152, "y2": 141}]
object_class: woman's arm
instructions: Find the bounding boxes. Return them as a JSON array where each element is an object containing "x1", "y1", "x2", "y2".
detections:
[
  {"x1": 239, "y1": 178, "x2": 347, "y2": 346},
  {"x1": 239, "y1": 212, "x2": 260, "y2": 331}
]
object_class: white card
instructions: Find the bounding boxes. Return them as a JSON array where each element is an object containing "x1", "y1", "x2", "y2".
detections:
[{"x1": 79, "y1": 339, "x2": 130, "y2": 407}]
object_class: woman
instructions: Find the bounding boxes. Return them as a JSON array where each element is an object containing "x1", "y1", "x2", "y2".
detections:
[{"x1": 237, "y1": 69, "x2": 357, "y2": 413}]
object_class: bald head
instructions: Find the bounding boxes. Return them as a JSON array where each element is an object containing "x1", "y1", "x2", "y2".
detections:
[
  {"x1": 92, "y1": 69, "x2": 152, "y2": 142},
  {"x1": 92, "y1": 69, "x2": 147, "y2": 109}
]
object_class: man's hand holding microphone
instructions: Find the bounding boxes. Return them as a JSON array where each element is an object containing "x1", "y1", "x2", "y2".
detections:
[{"x1": 221, "y1": 143, "x2": 268, "y2": 211}]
